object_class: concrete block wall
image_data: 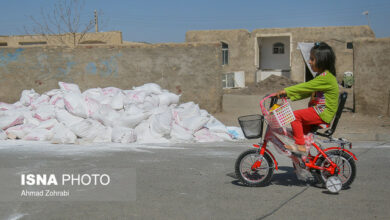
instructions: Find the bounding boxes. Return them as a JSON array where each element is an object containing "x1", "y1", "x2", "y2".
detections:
[
  {"x1": 353, "y1": 38, "x2": 390, "y2": 116},
  {"x1": 0, "y1": 43, "x2": 223, "y2": 113}
]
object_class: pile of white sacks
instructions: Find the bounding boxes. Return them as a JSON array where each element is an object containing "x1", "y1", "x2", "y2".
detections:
[{"x1": 0, "y1": 82, "x2": 244, "y2": 144}]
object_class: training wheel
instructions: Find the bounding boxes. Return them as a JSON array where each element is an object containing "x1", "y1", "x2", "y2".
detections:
[{"x1": 326, "y1": 176, "x2": 342, "y2": 193}]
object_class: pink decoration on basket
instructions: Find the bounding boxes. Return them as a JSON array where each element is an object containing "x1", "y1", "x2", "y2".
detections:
[{"x1": 263, "y1": 98, "x2": 295, "y2": 128}]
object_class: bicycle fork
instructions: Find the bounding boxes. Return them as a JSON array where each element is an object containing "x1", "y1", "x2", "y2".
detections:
[{"x1": 251, "y1": 140, "x2": 279, "y2": 171}]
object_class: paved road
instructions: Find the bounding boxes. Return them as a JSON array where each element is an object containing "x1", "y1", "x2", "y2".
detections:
[{"x1": 0, "y1": 140, "x2": 389, "y2": 220}]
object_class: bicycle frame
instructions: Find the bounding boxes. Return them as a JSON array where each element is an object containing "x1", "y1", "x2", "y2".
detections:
[{"x1": 250, "y1": 93, "x2": 357, "y2": 175}]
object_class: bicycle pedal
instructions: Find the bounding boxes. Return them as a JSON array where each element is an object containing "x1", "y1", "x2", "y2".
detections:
[
  {"x1": 291, "y1": 152, "x2": 300, "y2": 157},
  {"x1": 297, "y1": 158, "x2": 306, "y2": 168}
]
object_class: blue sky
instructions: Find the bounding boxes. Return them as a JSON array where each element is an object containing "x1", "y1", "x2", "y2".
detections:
[{"x1": 1, "y1": 0, "x2": 389, "y2": 43}]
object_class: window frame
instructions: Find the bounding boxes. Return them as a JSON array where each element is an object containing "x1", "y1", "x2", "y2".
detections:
[
  {"x1": 222, "y1": 72, "x2": 235, "y2": 88},
  {"x1": 273, "y1": 42, "x2": 285, "y2": 54},
  {"x1": 221, "y1": 42, "x2": 229, "y2": 65}
]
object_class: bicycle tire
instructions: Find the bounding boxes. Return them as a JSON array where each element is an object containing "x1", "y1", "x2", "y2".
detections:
[
  {"x1": 235, "y1": 149, "x2": 274, "y2": 187},
  {"x1": 313, "y1": 150, "x2": 356, "y2": 189}
]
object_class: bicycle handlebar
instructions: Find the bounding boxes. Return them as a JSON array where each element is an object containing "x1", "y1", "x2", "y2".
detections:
[
  {"x1": 259, "y1": 93, "x2": 288, "y2": 116},
  {"x1": 259, "y1": 93, "x2": 276, "y2": 115}
]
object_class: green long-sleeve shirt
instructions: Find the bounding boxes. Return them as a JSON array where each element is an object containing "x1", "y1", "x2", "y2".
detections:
[{"x1": 285, "y1": 71, "x2": 339, "y2": 123}]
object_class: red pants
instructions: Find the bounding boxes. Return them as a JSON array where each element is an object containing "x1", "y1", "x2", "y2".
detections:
[{"x1": 291, "y1": 107, "x2": 326, "y2": 145}]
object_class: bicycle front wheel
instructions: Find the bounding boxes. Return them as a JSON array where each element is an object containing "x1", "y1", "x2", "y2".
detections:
[{"x1": 235, "y1": 149, "x2": 274, "y2": 187}]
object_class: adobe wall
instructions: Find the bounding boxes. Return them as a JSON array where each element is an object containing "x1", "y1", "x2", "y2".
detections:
[
  {"x1": 186, "y1": 30, "x2": 253, "y2": 84},
  {"x1": 0, "y1": 31, "x2": 123, "y2": 47},
  {"x1": 252, "y1": 26, "x2": 375, "y2": 83},
  {"x1": 353, "y1": 38, "x2": 390, "y2": 116},
  {"x1": 187, "y1": 26, "x2": 375, "y2": 85},
  {"x1": 0, "y1": 43, "x2": 223, "y2": 113}
]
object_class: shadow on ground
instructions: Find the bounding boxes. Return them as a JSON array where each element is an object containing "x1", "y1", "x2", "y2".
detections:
[{"x1": 227, "y1": 166, "x2": 308, "y2": 187}]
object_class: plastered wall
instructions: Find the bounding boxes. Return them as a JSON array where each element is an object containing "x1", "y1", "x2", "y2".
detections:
[
  {"x1": 353, "y1": 38, "x2": 390, "y2": 116},
  {"x1": 0, "y1": 43, "x2": 223, "y2": 113},
  {"x1": 187, "y1": 26, "x2": 375, "y2": 85}
]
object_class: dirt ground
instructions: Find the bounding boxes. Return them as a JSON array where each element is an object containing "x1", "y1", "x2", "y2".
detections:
[
  {"x1": 215, "y1": 75, "x2": 390, "y2": 141},
  {"x1": 223, "y1": 75, "x2": 299, "y2": 95}
]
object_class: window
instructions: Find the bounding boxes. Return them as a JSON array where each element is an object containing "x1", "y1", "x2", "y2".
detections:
[
  {"x1": 273, "y1": 42, "x2": 284, "y2": 54},
  {"x1": 222, "y1": 72, "x2": 245, "y2": 88},
  {"x1": 222, "y1": 73, "x2": 234, "y2": 88},
  {"x1": 0, "y1": 42, "x2": 7, "y2": 46},
  {"x1": 347, "y1": 42, "x2": 353, "y2": 49},
  {"x1": 19, "y1": 41, "x2": 47, "y2": 46},
  {"x1": 222, "y1": 42, "x2": 228, "y2": 65}
]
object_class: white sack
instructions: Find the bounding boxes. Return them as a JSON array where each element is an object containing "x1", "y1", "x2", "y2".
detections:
[
  {"x1": 199, "y1": 109, "x2": 209, "y2": 117},
  {"x1": 0, "y1": 129, "x2": 6, "y2": 140},
  {"x1": 0, "y1": 102, "x2": 17, "y2": 111},
  {"x1": 205, "y1": 116, "x2": 229, "y2": 134},
  {"x1": 23, "y1": 128, "x2": 53, "y2": 141},
  {"x1": 49, "y1": 94, "x2": 65, "y2": 109},
  {"x1": 135, "y1": 119, "x2": 169, "y2": 143},
  {"x1": 180, "y1": 116, "x2": 209, "y2": 132},
  {"x1": 227, "y1": 126, "x2": 245, "y2": 140},
  {"x1": 124, "y1": 104, "x2": 144, "y2": 115},
  {"x1": 117, "y1": 112, "x2": 149, "y2": 128},
  {"x1": 123, "y1": 90, "x2": 147, "y2": 104},
  {"x1": 149, "y1": 109, "x2": 173, "y2": 136},
  {"x1": 138, "y1": 95, "x2": 160, "y2": 111},
  {"x1": 111, "y1": 126, "x2": 137, "y2": 143},
  {"x1": 51, "y1": 123, "x2": 77, "y2": 144},
  {"x1": 23, "y1": 110, "x2": 41, "y2": 126},
  {"x1": 30, "y1": 94, "x2": 50, "y2": 109},
  {"x1": 110, "y1": 92, "x2": 125, "y2": 110},
  {"x1": 13, "y1": 101, "x2": 24, "y2": 109},
  {"x1": 158, "y1": 92, "x2": 180, "y2": 106},
  {"x1": 34, "y1": 104, "x2": 56, "y2": 121},
  {"x1": 176, "y1": 102, "x2": 201, "y2": 120},
  {"x1": 99, "y1": 95, "x2": 113, "y2": 105},
  {"x1": 0, "y1": 110, "x2": 24, "y2": 130},
  {"x1": 37, "y1": 119, "x2": 59, "y2": 130},
  {"x1": 102, "y1": 87, "x2": 122, "y2": 96},
  {"x1": 213, "y1": 132, "x2": 233, "y2": 141},
  {"x1": 70, "y1": 119, "x2": 111, "y2": 143},
  {"x1": 5, "y1": 124, "x2": 36, "y2": 139},
  {"x1": 63, "y1": 92, "x2": 88, "y2": 118},
  {"x1": 133, "y1": 83, "x2": 162, "y2": 95},
  {"x1": 20, "y1": 89, "x2": 40, "y2": 106},
  {"x1": 93, "y1": 105, "x2": 120, "y2": 127},
  {"x1": 84, "y1": 97, "x2": 101, "y2": 117},
  {"x1": 194, "y1": 128, "x2": 224, "y2": 142},
  {"x1": 82, "y1": 88, "x2": 103, "y2": 100},
  {"x1": 58, "y1": 82, "x2": 81, "y2": 93},
  {"x1": 55, "y1": 109, "x2": 84, "y2": 127},
  {"x1": 170, "y1": 123, "x2": 193, "y2": 141},
  {"x1": 45, "y1": 89, "x2": 62, "y2": 97}
]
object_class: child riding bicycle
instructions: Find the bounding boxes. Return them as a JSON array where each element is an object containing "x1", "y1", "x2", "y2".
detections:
[{"x1": 276, "y1": 42, "x2": 339, "y2": 154}]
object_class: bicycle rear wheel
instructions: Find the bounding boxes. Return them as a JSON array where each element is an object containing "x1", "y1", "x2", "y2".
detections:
[
  {"x1": 235, "y1": 149, "x2": 274, "y2": 187},
  {"x1": 313, "y1": 150, "x2": 356, "y2": 189}
]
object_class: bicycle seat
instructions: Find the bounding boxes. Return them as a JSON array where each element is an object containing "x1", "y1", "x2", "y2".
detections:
[{"x1": 311, "y1": 92, "x2": 348, "y2": 138}]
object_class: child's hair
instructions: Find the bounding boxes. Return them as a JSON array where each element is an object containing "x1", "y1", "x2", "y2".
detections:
[{"x1": 310, "y1": 42, "x2": 336, "y2": 76}]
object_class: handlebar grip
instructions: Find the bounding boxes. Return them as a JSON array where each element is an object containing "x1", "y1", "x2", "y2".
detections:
[{"x1": 278, "y1": 93, "x2": 288, "y2": 98}]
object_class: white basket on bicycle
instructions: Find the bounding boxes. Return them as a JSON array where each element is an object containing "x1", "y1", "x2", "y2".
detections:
[{"x1": 264, "y1": 98, "x2": 295, "y2": 128}]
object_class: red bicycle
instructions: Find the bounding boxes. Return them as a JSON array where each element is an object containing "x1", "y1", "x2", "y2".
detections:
[{"x1": 235, "y1": 92, "x2": 357, "y2": 193}]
